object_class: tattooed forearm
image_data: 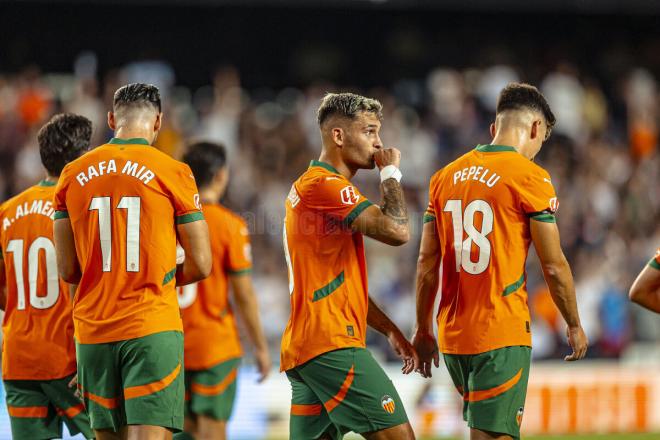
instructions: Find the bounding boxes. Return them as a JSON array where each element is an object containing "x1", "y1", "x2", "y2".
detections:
[{"x1": 380, "y1": 178, "x2": 409, "y2": 225}]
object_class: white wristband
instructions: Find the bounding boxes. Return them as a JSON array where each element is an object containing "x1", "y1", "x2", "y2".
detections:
[{"x1": 380, "y1": 165, "x2": 402, "y2": 183}]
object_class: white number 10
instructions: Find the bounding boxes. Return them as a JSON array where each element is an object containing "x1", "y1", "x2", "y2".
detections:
[
  {"x1": 90, "y1": 196, "x2": 141, "y2": 273},
  {"x1": 443, "y1": 199, "x2": 494, "y2": 275},
  {"x1": 6, "y1": 237, "x2": 60, "y2": 310}
]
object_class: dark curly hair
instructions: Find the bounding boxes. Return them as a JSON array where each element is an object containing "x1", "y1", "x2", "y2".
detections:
[
  {"x1": 37, "y1": 113, "x2": 92, "y2": 176},
  {"x1": 182, "y1": 141, "x2": 227, "y2": 188},
  {"x1": 497, "y1": 83, "x2": 556, "y2": 129}
]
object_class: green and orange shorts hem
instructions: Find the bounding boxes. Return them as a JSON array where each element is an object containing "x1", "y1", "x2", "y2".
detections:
[
  {"x1": 75, "y1": 330, "x2": 185, "y2": 432},
  {"x1": 183, "y1": 357, "x2": 241, "y2": 421},
  {"x1": 286, "y1": 347, "x2": 408, "y2": 440},
  {"x1": 443, "y1": 345, "x2": 532, "y2": 440},
  {"x1": 4, "y1": 372, "x2": 94, "y2": 439}
]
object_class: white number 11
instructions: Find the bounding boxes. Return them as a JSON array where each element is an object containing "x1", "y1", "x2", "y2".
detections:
[{"x1": 89, "y1": 196, "x2": 141, "y2": 273}]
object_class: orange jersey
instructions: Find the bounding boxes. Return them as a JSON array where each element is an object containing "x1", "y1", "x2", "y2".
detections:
[
  {"x1": 178, "y1": 203, "x2": 252, "y2": 370},
  {"x1": 53, "y1": 138, "x2": 203, "y2": 344},
  {"x1": 0, "y1": 181, "x2": 76, "y2": 380},
  {"x1": 280, "y1": 161, "x2": 373, "y2": 371},
  {"x1": 426, "y1": 144, "x2": 558, "y2": 354}
]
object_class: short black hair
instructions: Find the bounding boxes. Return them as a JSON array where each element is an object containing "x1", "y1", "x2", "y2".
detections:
[
  {"x1": 113, "y1": 83, "x2": 161, "y2": 113},
  {"x1": 317, "y1": 92, "x2": 383, "y2": 126},
  {"x1": 496, "y1": 83, "x2": 556, "y2": 129},
  {"x1": 37, "y1": 113, "x2": 92, "y2": 176},
  {"x1": 182, "y1": 141, "x2": 227, "y2": 188}
]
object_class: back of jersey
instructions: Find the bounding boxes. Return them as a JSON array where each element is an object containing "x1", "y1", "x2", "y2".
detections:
[
  {"x1": 0, "y1": 182, "x2": 76, "y2": 380},
  {"x1": 54, "y1": 138, "x2": 203, "y2": 344},
  {"x1": 426, "y1": 144, "x2": 557, "y2": 355}
]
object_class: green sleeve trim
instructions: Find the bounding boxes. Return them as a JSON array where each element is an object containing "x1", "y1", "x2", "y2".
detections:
[
  {"x1": 502, "y1": 273, "x2": 525, "y2": 296},
  {"x1": 530, "y1": 213, "x2": 556, "y2": 223},
  {"x1": 649, "y1": 258, "x2": 660, "y2": 270},
  {"x1": 312, "y1": 271, "x2": 345, "y2": 302},
  {"x1": 227, "y1": 267, "x2": 252, "y2": 276},
  {"x1": 54, "y1": 210, "x2": 69, "y2": 220},
  {"x1": 343, "y1": 200, "x2": 374, "y2": 227},
  {"x1": 162, "y1": 268, "x2": 177, "y2": 286},
  {"x1": 176, "y1": 212, "x2": 205, "y2": 225},
  {"x1": 423, "y1": 213, "x2": 436, "y2": 224}
]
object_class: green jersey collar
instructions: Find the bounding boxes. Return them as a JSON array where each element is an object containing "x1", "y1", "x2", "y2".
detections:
[
  {"x1": 37, "y1": 180, "x2": 56, "y2": 187},
  {"x1": 309, "y1": 160, "x2": 340, "y2": 174},
  {"x1": 109, "y1": 137, "x2": 151, "y2": 146},
  {"x1": 475, "y1": 144, "x2": 517, "y2": 153}
]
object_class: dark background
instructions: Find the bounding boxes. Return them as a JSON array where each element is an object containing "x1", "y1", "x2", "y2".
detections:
[{"x1": 2, "y1": 1, "x2": 660, "y2": 89}]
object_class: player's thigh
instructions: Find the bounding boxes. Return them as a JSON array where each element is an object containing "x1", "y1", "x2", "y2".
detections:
[
  {"x1": 187, "y1": 357, "x2": 240, "y2": 422},
  {"x1": 76, "y1": 340, "x2": 125, "y2": 432},
  {"x1": 286, "y1": 369, "x2": 340, "y2": 440},
  {"x1": 466, "y1": 346, "x2": 531, "y2": 440},
  {"x1": 362, "y1": 420, "x2": 416, "y2": 440},
  {"x1": 297, "y1": 348, "x2": 409, "y2": 436},
  {"x1": 42, "y1": 373, "x2": 94, "y2": 439},
  {"x1": 442, "y1": 353, "x2": 471, "y2": 421},
  {"x1": 4, "y1": 379, "x2": 61, "y2": 440},
  {"x1": 119, "y1": 330, "x2": 185, "y2": 432}
]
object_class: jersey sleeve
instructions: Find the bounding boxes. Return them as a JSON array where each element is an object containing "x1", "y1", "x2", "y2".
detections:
[
  {"x1": 423, "y1": 173, "x2": 438, "y2": 224},
  {"x1": 169, "y1": 163, "x2": 204, "y2": 224},
  {"x1": 302, "y1": 176, "x2": 373, "y2": 226},
  {"x1": 53, "y1": 166, "x2": 71, "y2": 220},
  {"x1": 517, "y1": 168, "x2": 558, "y2": 223},
  {"x1": 650, "y1": 248, "x2": 660, "y2": 270},
  {"x1": 225, "y1": 218, "x2": 253, "y2": 275}
]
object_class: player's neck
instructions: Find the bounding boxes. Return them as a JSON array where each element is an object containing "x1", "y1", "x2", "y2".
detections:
[
  {"x1": 199, "y1": 188, "x2": 220, "y2": 205},
  {"x1": 489, "y1": 136, "x2": 529, "y2": 158},
  {"x1": 113, "y1": 127, "x2": 154, "y2": 145},
  {"x1": 43, "y1": 175, "x2": 58, "y2": 185},
  {"x1": 316, "y1": 153, "x2": 355, "y2": 179}
]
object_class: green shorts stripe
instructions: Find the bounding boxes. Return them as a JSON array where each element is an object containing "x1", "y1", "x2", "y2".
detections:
[
  {"x1": 443, "y1": 345, "x2": 531, "y2": 440},
  {"x1": 287, "y1": 348, "x2": 408, "y2": 439},
  {"x1": 4, "y1": 373, "x2": 94, "y2": 439},
  {"x1": 184, "y1": 357, "x2": 241, "y2": 421},
  {"x1": 76, "y1": 330, "x2": 185, "y2": 432}
]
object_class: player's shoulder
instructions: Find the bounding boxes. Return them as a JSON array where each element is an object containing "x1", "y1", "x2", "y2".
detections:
[
  {"x1": 510, "y1": 158, "x2": 552, "y2": 185},
  {"x1": 0, "y1": 185, "x2": 40, "y2": 213},
  {"x1": 296, "y1": 162, "x2": 351, "y2": 196},
  {"x1": 206, "y1": 203, "x2": 248, "y2": 235},
  {"x1": 430, "y1": 148, "x2": 476, "y2": 185}
]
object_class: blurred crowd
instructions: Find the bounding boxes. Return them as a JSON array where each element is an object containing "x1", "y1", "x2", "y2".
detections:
[{"x1": 0, "y1": 53, "x2": 658, "y2": 363}]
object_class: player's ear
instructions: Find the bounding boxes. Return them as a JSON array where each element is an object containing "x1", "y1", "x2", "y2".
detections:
[
  {"x1": 107, "y1": 112, "x2": 116, "y2": 131},
  {"x1": 154, "y1": 112, "x2": 163, "y2": 132},
  {"x1": 332, "y1": 127, "x2": 344, "y2": 146},
  {"x1": 530, "y1": 119, "x2": 540, "y2": 140},
  {"x1": 489, "y1": 122, "x2": 496, "y2": 138}
]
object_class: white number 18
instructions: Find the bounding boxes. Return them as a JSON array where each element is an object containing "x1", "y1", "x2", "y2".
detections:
[{"x1": 443, "y1": 199, "x2": 494, "y2": 275}]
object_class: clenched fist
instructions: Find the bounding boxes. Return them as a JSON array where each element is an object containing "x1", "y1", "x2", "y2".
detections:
[{"x1": 374, "y1": 148, "x2": 401, "y2": 170}]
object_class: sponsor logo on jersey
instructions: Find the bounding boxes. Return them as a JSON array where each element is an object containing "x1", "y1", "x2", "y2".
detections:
[
  {"x1": 340, "y1": 186, "x2": 360, "y2": 205},
  {"x1": 287, "y1": 185, "x2": 301, "y2": 208},
  {"x1": 516, "y1": 406, "x2": 524, "y2": 426},
  {"x1": 549, "y1": 197, "x2": 559, "y2": 212},
  {"x1": 381, "y1": 395, "x2": 396, "y2": 414}
]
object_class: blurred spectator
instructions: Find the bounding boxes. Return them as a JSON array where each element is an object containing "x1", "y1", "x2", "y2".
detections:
[{"x1": 0, "y1": 56, "x2": 658, "y2": 364}]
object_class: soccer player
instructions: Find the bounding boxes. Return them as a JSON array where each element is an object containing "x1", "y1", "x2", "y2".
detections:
[
  {"x1": 53, "y1": 83, "x2": 212, "y2": 440},
  {"x1": 175, "y1": 141, "x2": 271, "y2": 440},
  {"x1": 412, "y1": 83, "x2": 589, "y2": 440},
  {"x1": 281, "y1": 92, "x2": 419, "y2": 440},
  {"x1": 629, "y1": 248, "x2": 660, "y2": 313},
  {"x1": 0, "y1": 113, "x2": 94, "y2": 440}
]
